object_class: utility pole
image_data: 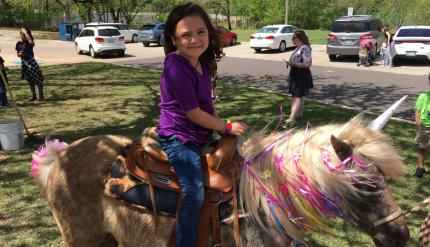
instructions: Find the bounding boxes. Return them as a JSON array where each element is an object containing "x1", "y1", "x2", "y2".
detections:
[{"x1": 285, "y1": 0, "x2": 289, "y2": 24}]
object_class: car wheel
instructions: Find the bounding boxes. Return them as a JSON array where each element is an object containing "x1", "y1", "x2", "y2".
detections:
[
  {"x1": 230, "y1": 37, "x2": 237, "y2": 46},
  {"x1": 75, "y1": 43, "x2": 82, "y2": 55},
  {"x1": 90, "y1": 46, "x2": 97, "y2": 58},
  {"x1": 118, "y1": 50, "x2": 125, "y2": 57},
  {"x1": 329, "y1": 54, "x2": 336, "y2": 61},
  {"x1": 132, "y1": 34, "x2": 138, "y2": 43},
  {"x1": 143, "y1": 42, "x2": 150, "y2": 47},
  {"x1": 392, "y1": 56, "x2": 399, "y2": 66},
  {"x1": 254, "y1": 48, "x2": 262, "y2": 53},
  {"x1": 279, "y1": 41, "x2": 286, "y2": 52}
]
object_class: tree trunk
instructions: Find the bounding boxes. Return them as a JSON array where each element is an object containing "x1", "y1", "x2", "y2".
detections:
[
  {"x1": 110, "y1": 8, "x2": 120, "y2": 23},
  {"x1": 226, "y1": 0, "x2": 231, "y2": 30},
  {"x1": 87, "y1": 4, "x2": 93, "y2": 22},
  {"x1": 55, "y1": 0, "x2": 71, "y2": 21}
]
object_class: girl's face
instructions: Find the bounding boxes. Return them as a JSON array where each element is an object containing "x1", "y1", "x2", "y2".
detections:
[{"x1": 172, "y1": 15, "x2": 209, "y2": 63}]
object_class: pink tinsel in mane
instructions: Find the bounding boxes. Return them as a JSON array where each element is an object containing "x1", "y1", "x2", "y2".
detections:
[{"x1": 31, "y1": 139, "x2": 68, "y2": 177}]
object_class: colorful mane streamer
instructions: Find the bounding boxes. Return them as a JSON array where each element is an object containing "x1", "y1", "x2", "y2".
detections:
[{"x1": 239, "y1": 115, "x2": 404, "y2": 243}]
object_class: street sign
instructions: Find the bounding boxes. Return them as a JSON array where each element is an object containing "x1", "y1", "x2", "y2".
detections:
[{"x1": 347, "y1": 7, "x2": 353, "y2": 16}]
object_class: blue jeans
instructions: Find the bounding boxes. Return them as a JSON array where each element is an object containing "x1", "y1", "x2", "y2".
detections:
[{"x1": 158, "y1": 135, "x2": 204, "y2": 247}]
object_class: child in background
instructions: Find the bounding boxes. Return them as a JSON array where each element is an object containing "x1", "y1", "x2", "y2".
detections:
[
  {"x1": 0, "y1": 48, "x2": 10, "y2": 107},
  {"x1": 16, "y1": 27, "x2": 45, "y2": 103},
  {"x1": 380, "y1": 42, "x2": 387, "y2": 64},
  {"x1": 413, "y1": 73, "x2": 430, "y2": 177}
]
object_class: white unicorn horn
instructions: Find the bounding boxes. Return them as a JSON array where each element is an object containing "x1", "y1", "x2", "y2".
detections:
[{"x1": 368, "y1": 95, "x2": 408, "y2": 131}]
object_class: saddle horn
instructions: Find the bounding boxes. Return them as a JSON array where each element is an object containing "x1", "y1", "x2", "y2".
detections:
[{"x1": 368, "y1": 95, "x2": 408, "y2": 131}]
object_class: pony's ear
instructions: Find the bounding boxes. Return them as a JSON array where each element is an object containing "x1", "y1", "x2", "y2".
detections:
[{"x1": 330, "y1": 135, "x2": 353, "y2": 161}]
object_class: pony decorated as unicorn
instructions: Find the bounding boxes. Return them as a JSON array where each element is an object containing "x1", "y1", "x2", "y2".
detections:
[{"x1": 31, "y1": 98, "x2": 410, "y2": 246}]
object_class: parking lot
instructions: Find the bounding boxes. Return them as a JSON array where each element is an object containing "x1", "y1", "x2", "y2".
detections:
[{"x1": 0, "y1": 28, "x2": 429, "y2": 76}]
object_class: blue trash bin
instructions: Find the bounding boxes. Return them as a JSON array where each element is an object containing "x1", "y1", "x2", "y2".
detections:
[{"x1": 59, "y1": 22, "x2": 84, "y2": 41}]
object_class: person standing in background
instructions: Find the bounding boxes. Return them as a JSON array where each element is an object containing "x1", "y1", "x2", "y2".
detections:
[
  {"x1": 284, "y1": 30, "x2": 313, "y2": 126},
  {"x1": 0, "y1": 48, "x2": 10, "y2": 107},
  {"x1": 381, "y1": 25, "x2": 395, "y2": 68},
  {"x1": 16, "y1": 27, "x2": 45, "y2": 103},
  {"x1": 413, "y1": 73, "x2": 430, "y2": 178}
]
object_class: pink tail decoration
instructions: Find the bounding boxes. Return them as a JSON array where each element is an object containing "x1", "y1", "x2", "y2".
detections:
[{"x1": 31, "y1": 139, "x2": 68, "y2": 177}]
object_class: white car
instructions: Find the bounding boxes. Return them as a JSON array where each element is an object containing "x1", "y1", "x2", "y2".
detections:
[
  {"x1": 75, "y1": 26, "x2": 126, "y2": 58},
  {"x1": 249, "y1": 25, "x2": 298, "y2": 52},
  {"x1": 86, "y1": 22, "x2": 139, "y2": 43},
  {"x1": 393, "y1": 26, "x2": 430, "y2": 64}
]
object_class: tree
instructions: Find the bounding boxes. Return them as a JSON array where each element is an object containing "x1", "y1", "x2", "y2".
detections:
[
  {"x1": 120, "y1": 0, "x2": 150, "y2": 25},
  {"x1": 55, "y1": 0, "x2": 73, "y2": 21},
  {"x1": 149, "y1": 0, "x2": 180, "y2": 22},
  {"x1": 206, "y1": 0, "x2": 223, "y2": 21}
]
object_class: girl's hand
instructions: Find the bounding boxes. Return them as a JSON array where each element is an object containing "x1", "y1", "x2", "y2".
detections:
[
  {"x1": 21, "y1": 27, "x2": 27, "y2": 34},
  {"x1": 230, "y1": 122, "x2": 249, "y2": 137}
]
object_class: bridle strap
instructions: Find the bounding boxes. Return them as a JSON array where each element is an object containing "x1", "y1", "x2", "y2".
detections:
[{"x1": 372, "y1": 209, "x2": 404, "y2": 227}]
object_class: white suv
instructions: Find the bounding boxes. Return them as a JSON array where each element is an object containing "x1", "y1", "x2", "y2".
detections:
[
  {"x1": 75, "y1": 26, "x2": 126, "y2": 58},
  {"x1": 86, "y1": 22, "x2": 139, "y2": 43}
]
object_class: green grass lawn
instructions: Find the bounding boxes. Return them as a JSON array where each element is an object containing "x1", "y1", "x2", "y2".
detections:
[
  {"x1": 235, "y1": 29, "x2": 329, "y2": 45},
  {"x1": 0, "y1": 62, "x2": 425, "y2": 246}
]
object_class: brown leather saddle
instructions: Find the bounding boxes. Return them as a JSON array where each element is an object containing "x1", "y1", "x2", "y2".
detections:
[{"x1": 107, "y1": 127, "x2": 241, "y2": 246}]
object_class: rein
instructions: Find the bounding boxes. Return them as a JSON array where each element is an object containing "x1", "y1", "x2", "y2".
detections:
[{"x1": 363, "y1": 195, "x2": 430, "y2": 228}]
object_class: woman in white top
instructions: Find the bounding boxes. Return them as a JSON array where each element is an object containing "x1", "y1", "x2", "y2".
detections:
[{"x1": 285, "y1": 30, "x2": 313, "y2": 125}]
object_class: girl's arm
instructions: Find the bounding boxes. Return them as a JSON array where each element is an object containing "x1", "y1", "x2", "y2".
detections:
[
  {"x1": 21, "y1": 28, "x2": 34, "y2": 45},
  {"x1": 186, "y1": 107, "x2": 248, "y2": 136}
]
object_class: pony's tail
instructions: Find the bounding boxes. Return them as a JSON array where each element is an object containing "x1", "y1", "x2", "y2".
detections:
[{"x1": 31, "y1": 139, "x2": 68, "y2": 188}]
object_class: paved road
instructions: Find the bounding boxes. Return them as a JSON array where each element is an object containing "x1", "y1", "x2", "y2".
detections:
[
  {"x1": 120, "y1": 55, "x2": 428, "y2": 122},
  {"x1": 1, "y1": 28, "x2": 429, "y2": 121}
]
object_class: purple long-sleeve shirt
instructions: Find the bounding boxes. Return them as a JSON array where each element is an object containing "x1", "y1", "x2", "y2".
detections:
[{"x1": 156, "y1": 52, "x2": 214, "y2": 146}]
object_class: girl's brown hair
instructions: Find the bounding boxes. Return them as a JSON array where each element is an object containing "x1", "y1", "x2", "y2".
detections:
[{"x1": 164, "y1": 2, "x2": 224, "y2": 65}]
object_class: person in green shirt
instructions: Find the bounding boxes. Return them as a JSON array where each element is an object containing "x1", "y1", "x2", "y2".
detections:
[{"x1": 414, "y1": 73, "x2": 430, "y2": 177}]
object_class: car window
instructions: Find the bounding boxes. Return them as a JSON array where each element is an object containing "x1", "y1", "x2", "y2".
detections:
[
  {"x1": 257, "y1": 27, "x2": 279, "y2": 33},
  {"x1": 98, "y1": 29, "x2": 121, "y2": 36},
  {"x1": 120, "y1": 25, "x2": 128, "y2": 30},
  {"x1": 397, "y1": 28, "x2": 430, "y2": 37},
  {"x1": 79, "y1": 30, "x2": 87, "y2": 37},
  {"x1": 291, "y1": 26, "x2": 298, "y2": 32},
  {"x1": 142, "y1": 25, "x2": 155, "y2": 31},
  {"x1": 160, "y1": 24, "x2": 165, "y2": 30},
  {"x1": 331, "y1": 21, "x2": 371, "y2": 32},
  {"x1": 87, "y1": 30, "x2": 95, "y2": 37},
  {"x1": 281, "y1": 27, "x2": 288, "y2": 33}
]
